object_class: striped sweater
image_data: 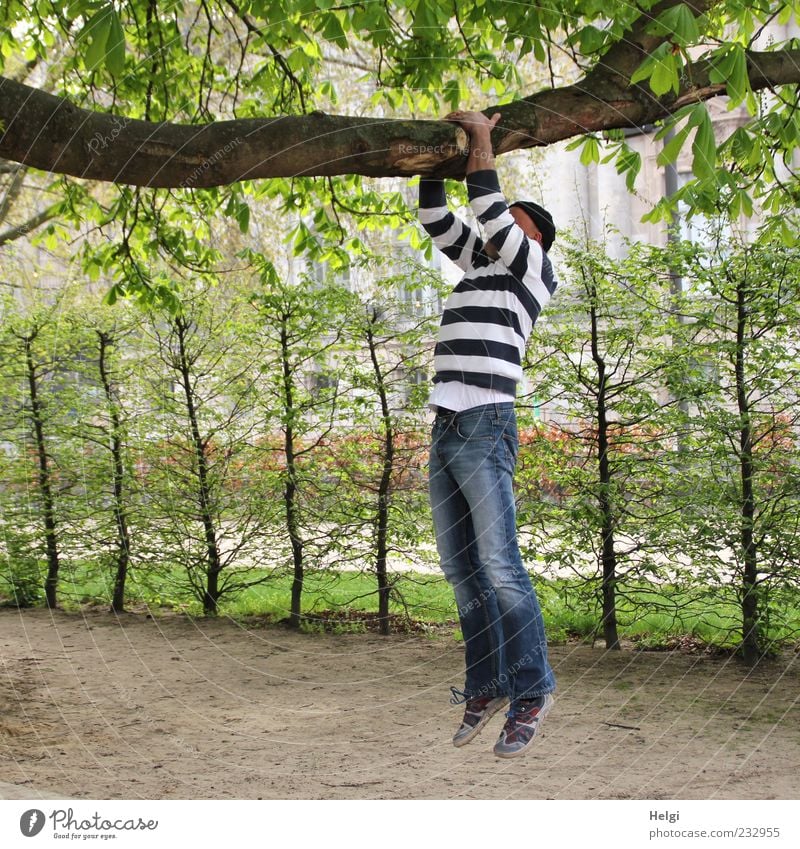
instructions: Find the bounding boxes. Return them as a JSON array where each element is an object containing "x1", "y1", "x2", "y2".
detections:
[{"x1": 419, "y1": 169, "x2": 557, "y2": 397}]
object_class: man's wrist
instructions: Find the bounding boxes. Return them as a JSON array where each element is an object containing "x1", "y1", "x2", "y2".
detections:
[
  {"x1": 467, "y1": 127, "x2": 492, "y2": 143},
  {"x1": 466, "y1": 130, "x2": 494, "y2": 173}
]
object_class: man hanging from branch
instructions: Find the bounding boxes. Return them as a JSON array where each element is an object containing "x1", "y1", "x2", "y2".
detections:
[{"x1": 418, "y1": 109, "x2": 557, "y2": 758}]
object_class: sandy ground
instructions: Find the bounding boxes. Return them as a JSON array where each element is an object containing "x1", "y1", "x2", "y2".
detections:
[{"x1": 1, "y1": 608, "x2": 799, "y2": 800}]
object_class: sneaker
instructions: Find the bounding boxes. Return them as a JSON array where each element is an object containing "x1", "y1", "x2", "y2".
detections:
[
  {"x1": 493, "y1": 693, "x2": 554, "y2": 758},
  {"x1": 451, "y1": 691, "x2": 509, "y2": 748}
]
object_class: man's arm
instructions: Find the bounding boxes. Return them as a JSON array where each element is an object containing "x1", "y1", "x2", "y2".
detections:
[
  {"x1": 467, "y1": 168, "x2": 543, "y2": 283},
  {"x1": 418, "y1": 177, "x2": 485, "y2": 272},
  {"x1": 445, "y1": 110, "x2": 555, "y2": 311}
]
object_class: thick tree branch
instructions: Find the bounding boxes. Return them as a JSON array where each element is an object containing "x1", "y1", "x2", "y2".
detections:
[
  {"x1": 0, "y1": 74, "x2": 471, "y2": 185},
  {"x1": 676, "y1": 49, "x2": 800, "y2": 109},
  {"x1": 1, "y1": 0, "x2": 799, "y2": 191},
  {"x1": 495, "y1": 48, "x2": 800, "y2": 153}
]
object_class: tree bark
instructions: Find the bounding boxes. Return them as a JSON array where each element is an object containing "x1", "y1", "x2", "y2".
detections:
[
  {"x1": 366, "y1": 315, "x2": 393, "y2": 637},
  {"x1": 280, "y1": 319, "x2": 305, "y2": 629},
  {"x1": 590, "y1": 286, "x2": 621, "y2": 650},
  {"x1": 174, "y1": 316, "x2": 222, "y2": 615},
  {"x1": 97, "y1": 331, "x2": 132, "y2": 614},
  {"x1": 735, "y1": 280, "x2": 760, "y2": 666}
]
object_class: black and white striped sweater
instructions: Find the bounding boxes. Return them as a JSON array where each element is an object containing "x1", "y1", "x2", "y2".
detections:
[{"x1": 419, "y1": 169, "x2": 557, "y2": 397}]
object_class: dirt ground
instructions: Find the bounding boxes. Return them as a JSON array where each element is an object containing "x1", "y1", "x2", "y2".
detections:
[{"x1": 1, "y1": 608, "x2": 799, "y2": 800}]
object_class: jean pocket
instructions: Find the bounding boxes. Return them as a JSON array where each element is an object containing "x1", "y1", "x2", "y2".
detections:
[
  {"x1": 455, "y1": 416, "x2": 494, "y2": 441},
  {"x1": 502, "y1": 434, "x2": 518, "y2": 468}
]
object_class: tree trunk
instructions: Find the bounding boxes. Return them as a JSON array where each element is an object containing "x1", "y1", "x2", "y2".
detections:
[
  {"x1": 97, "y1": 331, "x2": 132, "y2": 614},
  {"x1": 22, "y1": 333, "x2": 59, "y2": 609},
  {"x1": 735, "y1": 282, "x2": 760, "y2": 665},
  {"x1": 175, "y1": 316, "x2": 222, "y2": 615},
  {"x1": 590, "y1": 292, "x2": 621, "y2": 650},
  {"x1": 280, "y1": 320, "x2": 304, "y2": 629},
  {"x1": 366, "y1": 318, "x2": 393, "y2": 636}
]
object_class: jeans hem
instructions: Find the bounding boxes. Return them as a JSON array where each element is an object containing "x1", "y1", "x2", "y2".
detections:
[
  {"x1": 513, "y1": 688, "x2": 555, "y2": 701},
  {"x1": 464, "y1": 688, "x2": 508, "y2": 700}
]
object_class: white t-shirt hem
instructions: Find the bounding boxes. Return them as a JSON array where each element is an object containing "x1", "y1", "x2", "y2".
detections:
[{"x1": 428, "y1": 380, "x2": 514, "y2": 413}]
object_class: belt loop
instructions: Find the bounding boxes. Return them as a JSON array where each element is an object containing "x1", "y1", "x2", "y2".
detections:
[{"x1": 434, "y1": 406, "x2": 458, "y2": 429}]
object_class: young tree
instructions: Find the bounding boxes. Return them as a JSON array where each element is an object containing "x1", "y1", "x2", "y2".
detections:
[
  {"x1": 330, "y1": 265, "x2": 438, "y2": 634},
  {"x1": 0, "y1": 293, "x2": 85, "y2": 609},
  {"x1": 63, "y1": 302, "x2": 141, "y2": 614},
  {"x1": 671, "y1": 228, "x2": 800, "y2": 663},
  {"x1": 520, "y1": 238, "x2": 683, "y2": 649},
  {"x1": 50, "y1": 301, "x2": 143, "y2": 614},
  {"x1": 137, "y1": 279, "x2": 276, "y2": 614},
  {"x1": 248, "y1": 252, "x2": 351, "y2": 628},
  {"x1": 96, "y1": 325, "x2": 133, "y2": 612},
  {"x1": 16, "y1": 321, "x2": 61, "y2": 608}
]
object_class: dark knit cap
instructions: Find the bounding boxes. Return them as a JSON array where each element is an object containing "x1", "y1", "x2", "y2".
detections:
[{"x1": 509, "y1": 200, "x2": 556, "y2": 252}]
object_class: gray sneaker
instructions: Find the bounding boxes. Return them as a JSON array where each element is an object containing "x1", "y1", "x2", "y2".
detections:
[
  {"x1": 493, "y1": 693, "x2": 554, "y2": 758},
  {"x1": 451, "y1": 691, "x2": 510, "y2": 748}
]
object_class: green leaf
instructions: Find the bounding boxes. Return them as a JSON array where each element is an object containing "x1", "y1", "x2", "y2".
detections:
[
  {"x1": 728, "y1": 127, "x2": 752, "y2": 162},
  {"x1": 286, "y1": 48, "x2": 310, "y2": 74},
  {"x1": 630, "y1": 43, "x2": 681, "y2": 96},
  {"x1": 647, "y1": 4, "x2": 701, "y2": 45},
  {"x1": 630, "y1": 53, "x2": 657, "y2": 86},
  {"x1": 729, "y1": 187, "x2": 753, "y2": 218},
  {"x1": 650, "y1": 51, "x2": 679, "y2": 97},
  {"x1": 443, "y1": 79, "x2": 461, "y2": 111},
  {"x1": 617, "y1": 148, "x2": 642, "y2": 192},
  {"x1": 87, "y1": 258, "x2": 101, "y2": 281},
  {"x1": 657, "y1": 125, "x2": 692, "y2": 167},
  {"x1": 780, "y1": 219, "x2": 798, "y2": 247},
  {"x1": 106, "y1": 9, "x2": 125, "y2": 76},
  {"x1": 579, "y1": 136, "x2": 601, "y2": 166},
  {"x1": 654, "y1": 104, "x2": 697, "y2": 140},
  {"x1": 68, "y1": 0, "x2": 102, "y2": 18},
  {"x1": 82, "y1": 5, "x2": 113, "y2": 72},
  {"x1": 709, "y1": 45, "x2": 750, "y2": 106},
  {"x1": 236, "y1": 203, "x2": 250, "y2": 234},
  {"x1": 691, "y1": 108, "x2": 716, "y2": 180},
  {"x1": 641, "y1": 197, "x2": 678, "y2": 225},
  {"x1": 739, "y1": 8, "x2": 756, "y2": 39},
  {"x1": 320, "y1": 13, "x2": 349, "y2": 50},
  {"x1": 574, "y1": 25, "x2": 607, "y2": 54},
  {"x1": 777, "y1": 4, "x2": 795, "y2": 26},
  {"x1": 104, "y1": 282, "x2": 125, "y2": 305}
]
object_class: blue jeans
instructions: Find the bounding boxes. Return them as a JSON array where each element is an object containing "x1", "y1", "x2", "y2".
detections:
[{"x1": 429, "y1": 403, "x2": 556, "y2": 702}]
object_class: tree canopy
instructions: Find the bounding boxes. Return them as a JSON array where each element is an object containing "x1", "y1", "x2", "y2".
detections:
[
  {"x1": 2, "y1": 1, "x2": 800, "y2": 187},
  {"x1": 1, "y1": 0, "x2": 800, "y2": 303}
]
